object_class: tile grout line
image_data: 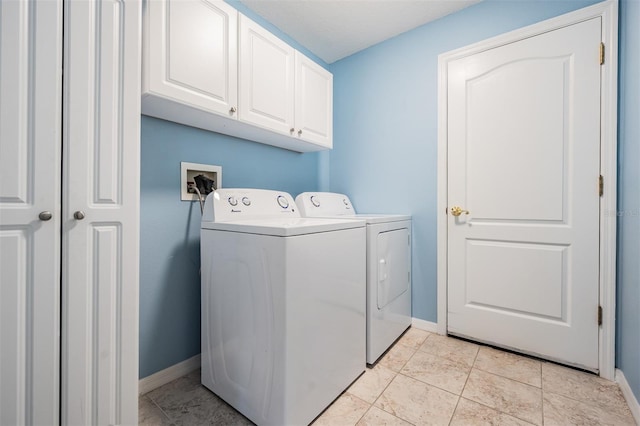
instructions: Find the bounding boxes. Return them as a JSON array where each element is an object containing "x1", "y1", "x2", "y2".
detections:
[
  {"x1": 446, "y1": 344, "x2": 481, "y2": 426},
  {"x1": 540, "y1": 360, "x2": 545, "y2": 426},
  {"x1": 146, "y1": 395, "x2": 176, "y2": 424},
  {"x1": 542, "y1": 387, "x2": 636, "y2": 418},
  {"x1": 365, "y1": 336, "x2": 426, "y2": 426}
]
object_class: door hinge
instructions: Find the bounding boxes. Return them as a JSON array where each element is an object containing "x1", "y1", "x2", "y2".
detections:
[
  {"x1": 600, "y1": 42, "x2": 605, "y2": 65},
  {"x1": 598, "y1": 305, "x2": 603, "y2": 326},
  {"x1": 599, "y1": 175, "x2": 604, "y2": 197}
]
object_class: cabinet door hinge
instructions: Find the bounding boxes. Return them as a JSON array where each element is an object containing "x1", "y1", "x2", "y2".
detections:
[
  {"x1": 600, "y1": 42, "x2": 605, "y2": 65},
  {"x1": 599, "y1": 175, "x2": 604, "y2": 197},
  {"x1": 598, "y1": 305, "x2": 603, "y2": 326}
]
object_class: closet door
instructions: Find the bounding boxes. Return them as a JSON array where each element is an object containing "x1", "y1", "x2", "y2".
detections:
[
  {"x1": 0, "y1": 1, "x2": 63, "y2": 424},
  {"x1": 61, "y1": 1, "x2": 141, "y2": 424}
]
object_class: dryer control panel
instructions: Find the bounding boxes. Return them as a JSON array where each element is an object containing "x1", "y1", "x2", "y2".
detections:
[
  {"x1": 203, "y1": 188, "x2": 300, "y2": 222},
  {"x1": 295, "y1": 192, "x2": 356, "y2": 217}
]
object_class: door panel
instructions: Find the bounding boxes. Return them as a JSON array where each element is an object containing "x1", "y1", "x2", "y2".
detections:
[
  {"x1": 447, "y1": 18, "x2": 601, "y2": 369},
  {"x1": 238, "y1": 14, "x2": 295, "y2": 134},
  {"x1": 295, "y1": 51, "x2": 333, "y2": 147},
  {"x1": 144, "y1": 0, "x2": 238, "y2": 115},
  {"x1": 377, "y1": 229, "x2": 410, "y2": 309},
  {"x1": 466, "y1": 57, "x2": 569, "y2": 222},
  {"x1": 0, "y1": 0, "x2": 62, "y2": 424},
  {"x1": 62, "y1": 0, "x2": 140, "y2": 424},
  {"x1": 465, "y1": 241, "x2": 568, "y2": 320}
]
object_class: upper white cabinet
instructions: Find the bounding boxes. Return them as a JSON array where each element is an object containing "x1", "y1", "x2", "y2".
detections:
[
  {"x1": 142, "y1": 0, "x2": 333, "y2": 152},
  {"x1": 142, "y1": 0, "x2": 238, "y2": 117},
  {"x1": 295, "y1": 52, "x2": 333, "y2": 148},
  {"x1": 238, "y1": 14, "x2": 295, "y2": 136},
  {"x1": 238, "y1": 15, "x2": 333, "y2": 148}
]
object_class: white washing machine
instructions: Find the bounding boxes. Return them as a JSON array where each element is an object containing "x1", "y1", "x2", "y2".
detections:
[
  {"x1": 200, "y1": 188, "x2": 366, "y2": 426},
  {"x1": 296, "y1": 192, "x2": 412, "y2": 364}
]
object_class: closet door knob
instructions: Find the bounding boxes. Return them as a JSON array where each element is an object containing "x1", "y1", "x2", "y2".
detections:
[
  {"x1": 39, "y1": 211, "x2": 52, "y2": 221},
  {"x1": 297, "y1": 129, "x2": 303, "y2": 136},
  {"x1": 229, "y1": 107, "x2": 236, "y2": 114},
  {"x1": 74, "y1": 211, "x2": 85, "y2": 220}
]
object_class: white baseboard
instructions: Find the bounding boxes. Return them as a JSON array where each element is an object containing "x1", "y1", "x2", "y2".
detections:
[
  {"x1": 616, "y1": 368, "x2": 640, "y2": 424},
  {"x1": 411, "y1": 317, "x2": 439, "y2": 333},
  {"x1": 139, "y1": 354, "x2": 201, "y2": 395}
]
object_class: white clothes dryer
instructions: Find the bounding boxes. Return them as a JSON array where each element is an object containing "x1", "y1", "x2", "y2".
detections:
[
  {"x1": 200, "y1": 189, "x2": 366, "y2": 426},
  {"x1": 296, "y1": 192, "x2": 412, "y2": 364}
]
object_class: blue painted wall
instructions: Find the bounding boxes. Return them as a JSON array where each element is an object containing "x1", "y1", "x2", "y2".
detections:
[
  {"x1": 617, "y1": 0, "x2": 640, "y2": 402},
  {"x1": 328, "y1": 0, "x2": 601, "y2": 322},
  {"x1": 138, "y1": 4, "x2": 328, "y2": 378}
]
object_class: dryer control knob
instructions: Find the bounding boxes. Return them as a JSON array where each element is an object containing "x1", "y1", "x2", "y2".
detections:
[
  {"x1": 310, "y1": 195, "x2": 320, "y2": 207},
  {"x1": 242, "y1": 197, "x2": 251, "y2": 206},
  {"x1": 228, "y1": 196, "x2": 238, "y2": 206},
  {"x1": 277, "y1": 195, "x2": 289, "y2": 209},
  {"x1": 343, "y1": 198, "x2": 349, "y2": 205}
]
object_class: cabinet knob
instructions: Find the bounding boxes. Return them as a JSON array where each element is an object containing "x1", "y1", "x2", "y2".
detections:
[
  {"x1": 297, "y1": 129, "x2": 303, "y2": 136},
  {"x1": 290, "y1": 128, "x2": 295, "y2": 134},
  {"x1": 74, "y1": 211, "x2": 85, "y2": 220},
  {"x1": 229, "y1": 107, "x2": 236, "y2": 114},
  {"x1": 39, "y1": 211, "x2": 53, "y2": 221}
]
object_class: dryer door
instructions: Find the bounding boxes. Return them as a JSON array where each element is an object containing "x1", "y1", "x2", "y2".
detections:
[{"x1": 377, "y1": 228, "x2": 410, "y2": 309}]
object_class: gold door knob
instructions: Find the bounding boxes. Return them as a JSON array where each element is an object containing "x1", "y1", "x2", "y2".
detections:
[{"x1": 450, "y1": 206, "x2": 469, "y2": 217}]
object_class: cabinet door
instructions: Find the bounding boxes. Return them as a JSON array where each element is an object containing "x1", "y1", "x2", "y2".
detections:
[
  {"x1": 295, "y1": 52, "x2": 333, "y2": 148},
  {"x1": 0, "y1": 1, "x2": 62, "y2": 424},
  {"x1": 143, "y1": 0, "x2": 237, "y2": 117},
  {"x1": 239, "y1": 14, "x2": 295, "y2": 135},
  {"x1": 61, "y1": 1, "x2": 140, "y2": 424}
]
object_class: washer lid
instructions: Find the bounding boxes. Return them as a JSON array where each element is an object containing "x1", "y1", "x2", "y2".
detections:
[
  {"x1": 201, "y1": 217, "x2": 366, "y2": 236},
  {"x1": 349, "y1": 214, "x2": 411, "y2": 224}
]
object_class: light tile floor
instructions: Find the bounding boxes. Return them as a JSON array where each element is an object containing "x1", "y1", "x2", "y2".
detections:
[{"x1": 139, "y1": 328, "x2": 637, "y2": 425}]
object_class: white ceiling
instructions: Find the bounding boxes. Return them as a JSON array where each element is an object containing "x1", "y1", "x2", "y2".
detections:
[{"x1": 239, "y1": 0, "x2": 481, "y2": 64}]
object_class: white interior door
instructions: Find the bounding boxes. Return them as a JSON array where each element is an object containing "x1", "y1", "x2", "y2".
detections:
[
  {"x1": 0, "y1": 1, "x2": 62, "y2": 424},
  {"x1": 447, "y1": 18, "x2": 602, "y2": 370},
  {"x1": 61, "y1": 1, "x2": 140, "y2": 424}
]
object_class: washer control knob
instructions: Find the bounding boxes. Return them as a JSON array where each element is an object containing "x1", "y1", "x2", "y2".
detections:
[
  {"x1": 228, "y1": 196, "x2": 238, "y2": 206},
  {"x1": 242, "y1": 197, "x2": 251, "y2": 206},
  {"x1": 310, "y1": 196, "x2": 320, "y2": 207},
  {"x1": 277, "y1": 195, "x2": 289, "y2": 209},
  {"x1": 343, "y1": 198, "x2": 349, "y2": 205}
]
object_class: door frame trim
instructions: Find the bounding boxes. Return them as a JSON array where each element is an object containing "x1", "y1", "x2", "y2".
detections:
[{"x1": 436, "y1": 0, "x2": 618, "y2": 380}]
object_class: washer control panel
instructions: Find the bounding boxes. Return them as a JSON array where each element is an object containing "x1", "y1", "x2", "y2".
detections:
[
  {"x1": 203, "y1": 188, "x2": 299, "y2": 222},
  {"x1": 295, "y1": 192, "x2": 356, "y2": 217}
]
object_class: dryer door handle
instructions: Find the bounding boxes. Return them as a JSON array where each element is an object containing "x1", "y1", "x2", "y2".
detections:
[{"x1": 378, "y1": 258, "x2": 388, "y2": 281}]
